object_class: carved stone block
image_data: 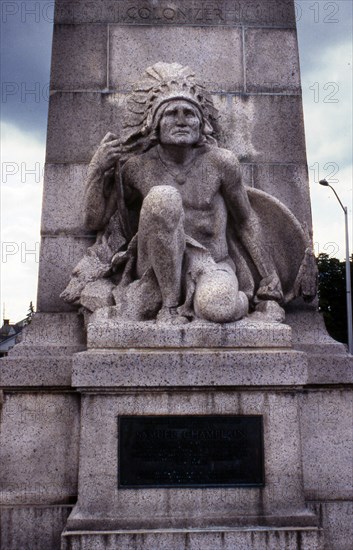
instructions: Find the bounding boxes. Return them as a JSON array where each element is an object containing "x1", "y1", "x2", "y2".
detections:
[
  {"x1": 0, "y1": 393, "x2": 79, "y2": 505},
  {"x1": 300, "y1": 390, "x2": 353, "y2": 500},
  {"x1": 1, "y1": 506, "x2": 72, "y2": 550},
  {"x1": 245, "y1": 29, "x2": 301, "y2": 94},
  {"x1": 41, "y1": 164, "x2": 89, "y2": 235},
  {"x1": 54, "y1": 0, "x2": 296, "y2": 28},
  {"x1": 37, "y1": 235, "x2": 94, "y2": 311},
  {"x1": 51, "y1": 24, "x2": 108, "y2": 90},
  {"x1": 253, "y1": 163, "x2": 312, "y2": 226},
  {"x1": 109, "y1": 26, "x2": 244, "y2": 92},
  {"x1": 46, "y1": 93, "x2": 124, "y2": 163},
  {"x1": 215, "y1": 94, "x2": 307, "y2": 163}
]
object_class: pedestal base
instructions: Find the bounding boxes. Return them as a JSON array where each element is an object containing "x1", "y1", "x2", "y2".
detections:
[
  {"x1": 67, "y1": 341, "x2": 315, "y2": 539},
  {"x1": 2, "y1": 314, "x2": 352, "y2": 549},
  {"x1": 61, "y1": 526, "x2": 323, "y2": 550},
  {"x1": 87, "y1": 318, "x2": 292, "y2": 349}
]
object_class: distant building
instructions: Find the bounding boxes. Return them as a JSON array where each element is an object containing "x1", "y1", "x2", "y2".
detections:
[{"x1": 0, "y1": 318, "x2": 27, "y2": 357}]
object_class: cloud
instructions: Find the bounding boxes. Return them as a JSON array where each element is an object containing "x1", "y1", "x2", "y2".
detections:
[
  {"x1": 311, "y1": 163, "x2": 353, "y2": 259},
  {"x1": 301, "y1": 40, "x2": 352, "y2": 162},
  {"x1": 296, "y1": 0, "x2": 353, "y2": 65},
  {"x1": 0, "y1": 5, "x2": 53, "y2": 135},
  {"x1": 297, "y1": 1, "x2": 353, "y2": 262},
  {"x1": 1, "y1": 122, "x2": 44, "y2": 323},
  {"x1": 299, "y1": 37, "x2": 353, "y2": 261}
]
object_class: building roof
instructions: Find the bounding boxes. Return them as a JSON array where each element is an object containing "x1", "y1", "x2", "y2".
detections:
[{"x1": 0, "y1": 318, "x2": 27, "y2": 342}]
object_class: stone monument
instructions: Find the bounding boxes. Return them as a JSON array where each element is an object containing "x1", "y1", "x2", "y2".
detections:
[
  {"x1": 61, "y1": 61, "x2": 316, "y2": 326},
  {"x1": 1, "y1": 1, "x2": 352, "y2": 549}
]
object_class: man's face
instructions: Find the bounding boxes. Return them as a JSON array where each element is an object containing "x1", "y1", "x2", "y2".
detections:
[{"x1": 159, "y1": 100, "x2": 201, "y2": 147}]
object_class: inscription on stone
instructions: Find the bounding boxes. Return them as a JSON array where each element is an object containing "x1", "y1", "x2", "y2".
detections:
[
  {"x1": 56, "y1": 0, "x2": 295, "y2": 27},
  {"x1": 119, "y1": 415, "x2": 264, "y2": 488},
  {"x1": 120, "y1": 2, "x2": 240, "y2": 25}
]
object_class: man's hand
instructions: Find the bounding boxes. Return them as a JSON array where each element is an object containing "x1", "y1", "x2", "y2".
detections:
[
  {"x1": 89, "y1": 132, "x2": 122, "y2": 176},
  {"x1": 256, "y1": 272, "x2": 284, "y2": 303}
]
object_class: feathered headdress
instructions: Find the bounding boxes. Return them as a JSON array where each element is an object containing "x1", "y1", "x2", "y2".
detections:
[{"x1": 122, "y1": 62, "x2": 219, "y2": 152}]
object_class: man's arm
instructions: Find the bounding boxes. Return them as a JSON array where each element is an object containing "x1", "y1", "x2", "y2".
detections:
[
  {"x1": 220, "y1": 150, "x2": 283, "y2": 301},
  {"x1": 84, "y1": 132, "x2": 121, "y2": 230},
  {"x1": 120, "y1": 157, "x2": 140, "y2": 206}
]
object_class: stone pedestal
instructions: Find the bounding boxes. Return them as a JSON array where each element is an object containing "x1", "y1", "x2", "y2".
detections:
[
  {"x1": 57, "y1": 322, "x2": 322, "y2": 549},
  {"x1": 62, "y1": 527, "x2": 323, "y2": 550},
  {"x1": 0, "y1": 313, "x2": 82, "y2": 549}
]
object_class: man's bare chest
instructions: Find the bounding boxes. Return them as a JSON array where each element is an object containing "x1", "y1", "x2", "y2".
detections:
[{"x1": 133, "y1": 158, "x2": 222, "y2": 211}]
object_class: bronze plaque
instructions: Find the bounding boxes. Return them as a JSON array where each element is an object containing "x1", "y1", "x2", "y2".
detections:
[{"x1": 118, "y1": 415, "x2": 264, "y2": 488}]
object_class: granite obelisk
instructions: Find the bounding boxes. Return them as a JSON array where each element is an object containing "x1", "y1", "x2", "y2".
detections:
[{"x1": 1, "y1": 2, "x2": 352, "y2": 549}]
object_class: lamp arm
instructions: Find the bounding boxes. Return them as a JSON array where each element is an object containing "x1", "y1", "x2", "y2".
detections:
[{"x1": 328, "y1": 184, "x2": 346, "y2": 213}]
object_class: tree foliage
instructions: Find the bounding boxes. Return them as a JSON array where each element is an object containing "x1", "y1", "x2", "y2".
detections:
[
  {"x1": 317, "y1": 253, "x2": 353, "y2": 344},
  {"x1": 25, "y1": 301, "x2": 35, "y2": 325}
]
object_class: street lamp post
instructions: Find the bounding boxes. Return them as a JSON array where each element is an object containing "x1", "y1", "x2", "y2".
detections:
[{"x1": 319, "y1": 179, "x2": 353, "y2": 354}]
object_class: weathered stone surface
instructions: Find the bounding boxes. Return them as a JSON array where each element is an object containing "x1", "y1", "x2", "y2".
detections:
[
  {"x1": 54, "y1": 0, "x2": 296, "y2": 28},
  {"x1": 73, "y1": 349, "x2": 308, "y2": 387},
  {"x1": 46, "y1": 93, "x2": 306, "y2": 167},
  {"x1": 0, "y1": 357, "x2": 73, "y2": 387},
  {"x1": 286, "y1": 301, "x2": 347, "y2": 355},
  {"x1": 215, "y1": 94, "x2": 307, "y2": 163},
  {"x1": 251, "y1": 95, "x2": 306, "y2": 162},
  {"x1": 239, "y1": 163, "x2": 253, "y2": 187},
  {"x1": 306, "y1": 354, "x2": 353, "y2": 385},
  {"x1": 46, "y1": 93, "x2": 124, "y2": 164},
  {"x1": 0, "y1": 393, "x2": 79, "y2": 505},
  {"x1": 61, "y1": 527, "x2": 323, "y2": 550},
  {"x1": 87, "y1": 318, "x2": 292, "y2": 349},
  {"x1": 253, "y1": 164, "x2": 312, "y2": 227},
  {"x1": 37, "y1": 236, "x2": 94, "y2": 312},
  {"x1": 65, "y1": 389, "x2": 312, "y2": 531},
  {"x1": 10, "y1": 313, "x2": 86, "y2": 350},
  {"x1": 109, "y1": 26, "x2": 244, "y2": 92},
  {"x1": 41, "y1": 164, "x2": 89, "y2": 235},
  {"x1": 308, "y1": 501, "x2": 353, "y2": 550},
  {"x1": 300, "y1": 390, "x2": 353, "y2": 500},
  {"x1": 0, "y1": 313, "x2": 86, "y2": 387},
  {"x1": 0, "y1": 505, "x2": 73, "y2": 550},
  {"x1": 245, "y1": 29, "x2": 300, "y2": 93},
  {"x1": 51, "y1": 25, "x2": 107, "y2": 90}
]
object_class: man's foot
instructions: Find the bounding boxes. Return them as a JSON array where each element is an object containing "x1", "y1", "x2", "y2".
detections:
[
  {"x1": 256, "y1": 273, "x2": 283, "y2": 303},
  {"x1": 156, "y1": 306, "x2": 189, "y2": 325},
  {"x1": 249, "y1": 300, "x2": 285, "y2": 323},
  {"x1": 177, "y1": 304, "x2": 195, "y2": 320}
]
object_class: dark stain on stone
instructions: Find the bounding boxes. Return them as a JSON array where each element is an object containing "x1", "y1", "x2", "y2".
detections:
[{"x1": 297, "y1": 530, "x2": 302, "y2": 550}]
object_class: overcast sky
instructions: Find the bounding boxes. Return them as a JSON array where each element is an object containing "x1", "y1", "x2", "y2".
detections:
[{"x1": 1, "y1": 0, "x2": 352, "y2": 324}]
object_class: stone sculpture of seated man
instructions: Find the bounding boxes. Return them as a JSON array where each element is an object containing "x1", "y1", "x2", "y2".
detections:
[{"x1": 61, "y1": 63, "x2": 316, "y2": 324}]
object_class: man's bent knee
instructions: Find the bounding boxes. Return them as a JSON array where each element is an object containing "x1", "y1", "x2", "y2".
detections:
[{"x1": 141, "y1": 186, "x2": 183, "y2": 230}]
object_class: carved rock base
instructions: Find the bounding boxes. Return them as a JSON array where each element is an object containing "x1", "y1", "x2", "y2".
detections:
[{"x1": 87, "y1": 316, "x2": 292, "y2": 349}]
